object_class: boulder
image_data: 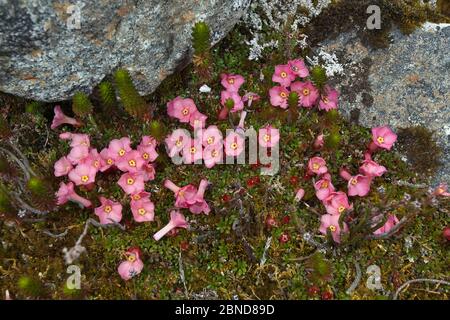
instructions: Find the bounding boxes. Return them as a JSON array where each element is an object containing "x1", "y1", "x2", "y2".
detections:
[
  {"x1": 0, "y1": 0, "x2": 250, "y2": 101},
  {"x1": 320, "y1": 23, "x2": 450, "y2": 184}
]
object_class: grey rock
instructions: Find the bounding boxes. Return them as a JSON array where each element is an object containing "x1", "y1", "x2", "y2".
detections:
[
  {"x1": 0, "y1": 0, "x2": 250, "y2": 101},
  {"x1": 320, "y1": 24, "x2": 450, "y2": 185}
]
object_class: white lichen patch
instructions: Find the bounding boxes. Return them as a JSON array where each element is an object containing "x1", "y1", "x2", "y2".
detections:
[
  {"x1": 307, "y1": 49, "x2": 344, "y2": 77},
  {"x1": 422, "y1": 22, "x2": 450, "y2": 32},
  {"x1": 243, "y1": 0, "x2": 332, "y2": 60}
]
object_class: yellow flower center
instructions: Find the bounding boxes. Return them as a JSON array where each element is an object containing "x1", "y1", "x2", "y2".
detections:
[
  {"x1": 138, "y1": 208, "x2": 146, "y2": 216},
  {"x1": 190, "y1": 147, "x2": 197, "y2": 154},
  {"x1": 211, "y1": 150, "x2": 218, "y2": 157},
  {"x1": 280, "y1": 92, "x2": 287, "y2": 98},
  {"x1": 81, "y1": 175, "x2": 89, "y2": 183},
  {"x1": 118, "y1": 149, "x2": 125, "y2": 156},
  {"x1": 263, "y1": 134, "x2": 271, "y2": 142},
  {"x1": 338, "y1": 206, "x2": 345, "y2": 213},
  {"x1": 321, "y1": 181, "x2": 328, "y2": 189},
  {"x1": 312, "y1": 163, "x2": 320, "y2": 170},
  {"x1": 127, "y1": 178, "x2": 134, "y2": 185},
  {"x1": 303, "y1": 88, "x2": 310, "y2": 96},
  {"x1": 107, "y1": 159, "x2": 113, "y2": 165},
  {"x1": 104, "y1": 205, "x2": 112, "y2": 213},
  {"x1": 94, "y1": 160, "x2": 99, "y2": 168},
  {"x1": 329, "y1": 225, "x2": 337, "y2": 232},
  {"x1": 128, "y1": 159, "x2": 136, "y2": 167},
  {"x1": 207, "y1": 137, "x2": 214, "y2": 145},
  {"x1": 228, "y1": 78, "x2": 235, "y2": 84},
  {"x1": 142, "y1": 153, "x2": 149, "y2": 160},
  {"x1": 350, "y1": 178, "x2": 358, "y2": 186},
  {"x1": 323, "y1": 97, "x2": 329, "y2": 103},
  {"x1": 182, "y1": 108, "x2": 189, "y2": 116},
  {"x1": 377, "y1": 136, "x2": 384, "y2": 144},
  {"x1": 133, "y1": 194, "x2": 141, "y2": 200},
  {"x1": 175, "y1": 140, "x2": 182, "y2": 147},
  {"x1": 127, "y1": 254, "x2": 136, "y2": 262},
  {"x1": 280, "y1": 71, "x2": 287, "y2": 78},
  {"x1": 231, "y1": 142, "x2": 238, "y2": 150}
]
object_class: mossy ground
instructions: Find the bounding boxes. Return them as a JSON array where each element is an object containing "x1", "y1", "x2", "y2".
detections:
[{"x1": 1, "y1": 2, "x2": 449, "y2": 300}]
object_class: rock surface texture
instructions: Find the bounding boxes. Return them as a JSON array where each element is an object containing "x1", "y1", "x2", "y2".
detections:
[
  {"x1": 0, "y1": 0, "x2": 250, "y2": 101},
  {"x1": 320, "y1": 24, "x2": 450, "y2": 184}
]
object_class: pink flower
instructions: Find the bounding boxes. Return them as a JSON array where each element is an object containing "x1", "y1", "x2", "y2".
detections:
[
  {"x1": 54, "y1": 156, "x2": 73, "y2": 177},
  {"x1": 224, "y1": 132, "x2": 244, "y2": 157},
  {"x1": 359, "y1": 153, "x2": 387, "y2": 177},
  {"x1": 203, "y1": 144, "x2": 223, "y2": 168},
  {"x1": 319, "y1": 214, "x2": 349, "y2": 243},
  {"x1": 94, "y1": 197, "x2": 122, "y2": 225},
  {"x1": 99, "y1": 147, "x2": 115, "y2": 172},
  {"x1": 314, "y1": 173, "x2": 335, "y2": 201},
  {"x1": 269, "y1": 86, "x2": 289, "y2": 109},
  {"x1": 68, "y1": 133, "x2": 90, "y2": 148},
  {"x1": 318, "y1": 86, "x2": 339, "y2": 111},
  {"x1": 188, "y1": 179, "x2": 211, "y2": 215},
  {"x1": 189, "y1": 111, "x2": 208, "y2": 129},
  {"x1": 56, "y1": 182, "x2": 92, "y2": 207},
  {"x1": 308, "y1": 157, "x2": 328, "y2": 176},
  {"x1": 242, "y1": 92, "x2": 260, "y2": 107},
  {"x1": 340, "y1": 168, "x2": 372, "y2": 197},
  {"x1": 323, "y1": 191, "x2": 353, "y2": 215},
  {"x1": 116, "y1": 150, "x2": 145, "y2": 173},
  {"x1": 131, "y1": 196, "x2": 155, "y2": 223},
  {"x1": 202, "y1": 125, "x2": 223, "y2": 147},
  {"x1": 66, "y1": 145, "x2": 89, "y2": 165},
  {"x1": 167, "y1": 97, "x2": 198, "y2": 123},
  {"x1": 313, "y1": 134, "x2": 324, "y2": 150},
  {"x1": 373, "y1": 214, "x2": 399, "y2": 235},
  {"x1": 258, "y1": 125, "x2": 280, "y2": 148},
  {"x1": 182, "y1": 139, "x2": 203, "y2": 164},
  {"x1": 118, "y1": 247, "x2": 144, "y2": 281},
  {"x1": 59, "y1": 132, "x2": 73, "y2": 140},
  {"x1": 51, "y1": 105, "x2": 80, "y2": 129},
  {"x1": 141, "y1": 163, "x2": 156, "y2": 181},
  {"x1": 79, "y1": 148, "x2": 102, "y2": 172},
  {"x1": 433, "y1": 184, "x2": 450, "y2": 197},
  {"x1": 288, "y1": 59, "x2": 309, "y2": 78},
  {"x1": 291, "y1": 81, "x2": 319, "y2": 108},
  {"x1": 295, "y1": 188, "x2": 305, "y2": 202},
  {"x1": 221, "y1": 91, "x2": 244, "y2": 113},
  {"x1": 137, "y1": 137, "x2": 158, "y2": 162},
  {"x1": 164, "y1": 179, "x2": 197, "y2": 208},
  {"x1": 153, "y1": 210, "x2": 188, "y2": 241},
  {"x1": 68, "y1": 163, "x2": 96, "y2": 186},
  {"x1": 371, "y1": 126, "x2": 397, "y2": 150},
  {"x1": 165, "y1": 129, "x2": 191, "y2": 158},
  {"x1": 220, "y1": 73, "x2": 245, "y2": 92},
  {"x1": 108, "y1": 137, "x2": 132, "y2": 161},
  {"x1": 235, "y1": 111, "x2": 248, "y2": 135},
  {"x1": 272, "y1": 64, "x2": 296, "y2": 87},
  {"x1": 118, "y1": 172, "x2": 145, "y2": 195}
]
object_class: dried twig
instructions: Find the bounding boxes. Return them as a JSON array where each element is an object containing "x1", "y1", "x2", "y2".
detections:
[
  {"x1": 62, "y1": 218, "x2": 125, "y2": 264},
  {"x1": 178, "y1": 251, "x2": 189, "y2": 299},
  {"x1": 346, "y1": 261, "x2": 362, "y2": 295},
  {"x1": 393, "y1": 278, "x2": 450, "y2": 300},
  {"x1": 42, "y1": 229, "x2": 68, "y2": 238}
]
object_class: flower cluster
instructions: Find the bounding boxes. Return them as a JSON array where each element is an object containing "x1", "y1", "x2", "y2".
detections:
[
  {"x1": 167, "y1": 96, "x2": 207, "y2": 129},
  {"x1": 54, "y1": 131, "x2": 158, "y2": 225},
  {"x1": 299, "y1": 126, "x2": 398, "y2": 243},
  {"x1": 269, "y1": 59, "x2": 339, "y2": 111}
]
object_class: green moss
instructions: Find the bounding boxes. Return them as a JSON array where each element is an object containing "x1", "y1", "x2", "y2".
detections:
[{"x1": 397, "y1": 126, "x2": 442, "y2": 178}]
